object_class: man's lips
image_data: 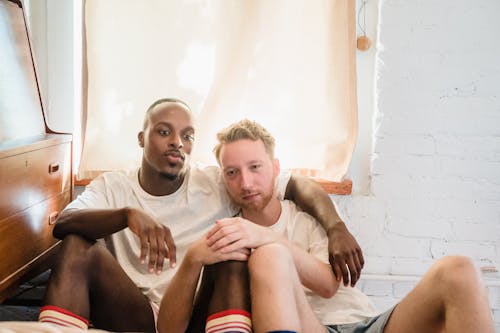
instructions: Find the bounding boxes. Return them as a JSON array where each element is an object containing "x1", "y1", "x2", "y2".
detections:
[
  {"x1": 164, "y1": 151, "x2": 185, "y2": 163},
  {"x1": 241, "y1": 193, "x2": 259, "y2": 201}
]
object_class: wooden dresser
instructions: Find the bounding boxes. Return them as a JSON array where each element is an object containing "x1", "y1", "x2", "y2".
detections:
[{"x1": 0, "y1": 0, "x2": 73, "y2": 302}]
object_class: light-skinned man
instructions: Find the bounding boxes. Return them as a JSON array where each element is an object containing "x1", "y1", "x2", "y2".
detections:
[{"x1": 160, "y1": 119, "x2": 494, "y2": 333}]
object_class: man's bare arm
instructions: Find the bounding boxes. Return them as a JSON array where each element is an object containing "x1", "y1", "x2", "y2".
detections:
[
  {"x1": 53, "y1": 208, "x2": 129, "y2": 240},
  {"x1": 284, "y1": 175, "x2": 364, "y2": 286},
  {"x1": 53, "y1": 208, "x2": 177, "y2": 272}
]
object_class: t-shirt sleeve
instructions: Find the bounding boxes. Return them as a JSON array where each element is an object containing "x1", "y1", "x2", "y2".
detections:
[
  {"x1": 275, "y1": 169, "x2": 292, "y2": 200},
  {"x1": 305, "y1": 214, "x2": 330, "y2": 265},
  {"x1": 290, "y1": 209, "x2": 329, "y2": 265},
  {"x1": 64, "y1": 174, "x2": 110, "y2": 212}
]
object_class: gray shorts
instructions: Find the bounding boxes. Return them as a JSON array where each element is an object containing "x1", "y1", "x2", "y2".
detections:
[{"x1": 325, "y1": 307, "x2": 395, "y2": 333}]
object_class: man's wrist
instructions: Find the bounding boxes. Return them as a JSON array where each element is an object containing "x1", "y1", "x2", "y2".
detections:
[
  {"x1": 122, "y1": 207, "x2": 132, "y2": 228},
  {"x1": 327, "y1": 220, "x2": 345, "y2": 235},
  {"x1": 185, "y1": 247, "x2": 204, "y2": 267}
]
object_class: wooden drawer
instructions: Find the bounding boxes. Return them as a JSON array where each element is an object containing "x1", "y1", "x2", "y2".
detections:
[
  {"x1": 0, "y1": 142, "x2": 71, "y2": 221},
  {"x1": 0, "y1": 190, "x2": 70, "y2": 299}
]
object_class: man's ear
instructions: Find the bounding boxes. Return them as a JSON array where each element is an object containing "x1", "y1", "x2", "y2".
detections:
[
  {"x1": 273, "y1": 158, "x2": 280, "y2": 175},
  {"x1": 138, "y1": 131, "x2": 144, "y2": 148}
]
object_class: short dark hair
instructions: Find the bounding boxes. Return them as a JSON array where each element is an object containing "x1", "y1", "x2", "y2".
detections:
[{"x1": 143, "y1": 98, "x2": 191, "y2": 129}]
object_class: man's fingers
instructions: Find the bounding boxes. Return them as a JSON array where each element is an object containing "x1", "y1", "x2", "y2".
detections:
[
  {"x1": 346, "y1": 254, "x2": 359, "y2": 287},
  {"x1": 206, "y1": 224, "x2": 238, "y2": 247},
  {"x1": 155, "y1": 240, "x2": 166, "y2": 274},
  {"x1": 206, "y1": 224, "x2": 222, "y2": 244},
  {"x1": 332, "y1": 262, "x2": 343, "y2": 283},
  {"x1": 210, "y1": 230, "x2": 241, "y2": 251},
  {"x1": 219, "y1": 239, "x2": 246, "y2": 254},
  {"x1": 148, "y1": 231, "x2": 159, "y2": 273},
  {"x1": 336, "y1": 256, "x2": 350, "y2": 287},
  {"x1": 357, "y1": 248, "x2": 365, "y2": 268},
  {"x1": 139, "y1": 233, "x2": 148, "y2": 265},
  {"x1": 164, "y1": 227, "x2": 176, "y2": 268}
]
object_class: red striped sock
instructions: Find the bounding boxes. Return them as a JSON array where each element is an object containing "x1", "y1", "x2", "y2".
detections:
[
  {"x1": 205, "y1": 309, "x2": 252, "y2": 333},
  {"x1": 38, "y1": 305, "x2": 89, "y2": 329}
]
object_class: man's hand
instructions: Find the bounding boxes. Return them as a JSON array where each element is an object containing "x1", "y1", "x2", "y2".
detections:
[
  {"x1": 328, "y1": 222, "x2": 364, "y2": 287},
  {"x1": 206, "y1": 217, "x2": 275, "y2": 253},
  {"x1": 189, "y1": 237, "x2": 250, "y2": 266},
  {"x1": 126, "y1": 208, "x2": 176, "y2": 274}
]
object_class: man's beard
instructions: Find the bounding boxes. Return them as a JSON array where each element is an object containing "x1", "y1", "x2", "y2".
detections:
[
  {"x1": 239, "y1": 190, "x2": 273, "y2": 213},
  {"x1": 159, "y1": 157, "x2": 189, "y2": 181},
  {"x1": 159, "y1": 171, "x2": 179, "y2": 181},
  {"x1": 159, "y1": 164, "x2": 185, "y2": 181}
]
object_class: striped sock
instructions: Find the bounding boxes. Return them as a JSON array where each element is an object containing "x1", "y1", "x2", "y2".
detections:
[
  {"x1": 38, "y1": 305, "x2": 89, "y2": 329},
  {"x1": 205, "y1": 309, "x2": 252, "y2": 333}
]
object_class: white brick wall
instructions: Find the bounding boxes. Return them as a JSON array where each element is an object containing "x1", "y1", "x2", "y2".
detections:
[{"x1": 340, "y1": 0, "x2": 500, "y2": 330}]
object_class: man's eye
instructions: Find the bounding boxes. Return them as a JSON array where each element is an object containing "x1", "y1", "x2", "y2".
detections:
[
  {"x1": 159, "y1": 129, "x2": 171, "y2": 136},
  {"x1": 183, "y1": 134, "x2": 195, "y2": 142},
  {"x1": 225, "y1": 170, "x2": 236, "y2": 177},
  {"x1": 251, "y1": 164, "x2": 261, "y2": 170}
]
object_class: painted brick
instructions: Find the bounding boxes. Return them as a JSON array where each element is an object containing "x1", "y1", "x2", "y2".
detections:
[
  {"x1": 452, "y1": 222, "x2": 500, "y2": 242},
  {"x1": 494, "y1": 309, "x2": 500, "y2": 325},
  {"x1": 348, "y1": 1, "x2": 500, "y2": 322},
  {"x1": 374, "y1": 135, "x2": 435, "y2": 156},
  {"x1": 390, "y1": 258, "x2": 435, "y2": 276},
  {"x1": 372, "y1": 155, "x2": 437, "y2": 177},
  {"x1": 430, "y1": 240, "x2": 496, "y2": 261},
  {"x1": 432, "y1": 199, "x2": 500, "y2": 224},
  {"x1": 368, "y1": 296, "x2": 397, "y2": 313},
  {"x1": 361, "y1": 280, "x2": 393, "y2": 297},
  {"x1": 362, "y1": 256, "x2": 392, "y2": 275},
  {"x1": 387, "y1": 217, "x2": 452, "y2": 240},
  {"x1": 370, "y1": 174, "x2": 412, "y2": 199},
  {"x1": 393, "y1": 281, "x2": 417, "y2": 298},
  {"x1": 365, "y1": 234, "x2": 431, "y2": 259},
  {"x1": 439, "y1": 158, "x2": 500, "y2": 184},
  {"x1": 435, "y1": 135, "x2": 500, "y2": 161}
]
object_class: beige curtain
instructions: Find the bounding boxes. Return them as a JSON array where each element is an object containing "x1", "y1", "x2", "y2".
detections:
[{"x1": 79, "y1": 0, "x2": 358, "y2": 182}]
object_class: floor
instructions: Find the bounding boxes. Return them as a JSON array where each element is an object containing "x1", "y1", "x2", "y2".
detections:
[{"x1": 0, "y1": 270, "x2": 50, "y2": 321}]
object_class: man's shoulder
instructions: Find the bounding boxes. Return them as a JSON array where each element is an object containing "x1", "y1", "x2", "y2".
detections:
[
  {"x1": 188, "y1": 163, "x2": 222, "y2": 187},
  {"x1": 85, "y1": 169, "x2": 137, "y2": 193},
  {"x1": 281, "y1": 200, "x2": 313, "y2": 219}
]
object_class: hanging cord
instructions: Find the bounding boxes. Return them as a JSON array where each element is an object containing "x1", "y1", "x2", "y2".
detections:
[
  {"x1": 356, "y1": 0, "x2": 371, "y2": 51},
  {"x1": 357, "y1": 0, "x2": 368, "y2": 37}
]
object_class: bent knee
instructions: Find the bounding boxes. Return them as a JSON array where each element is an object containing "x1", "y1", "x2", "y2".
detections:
[
  {"x1": 249, "y1": 243, "x2": 293, "y2": 275},
  {"x1": 435, "y1": 256, "x2": 477, "y2": 275},
  {"x1": 56, "y1": 234, "x2": 103, "y2": 268},
  {"x1": 432, "y1": 256, "x2": 481, "y2": 289}
]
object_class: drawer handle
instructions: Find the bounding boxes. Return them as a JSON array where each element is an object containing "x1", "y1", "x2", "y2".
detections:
[
  {"x1": 48, "y1": 163, "x2": 60, "y2": 174},
  {"x1": 48, "y1": 211, "x2": 59, "y2": 225}
]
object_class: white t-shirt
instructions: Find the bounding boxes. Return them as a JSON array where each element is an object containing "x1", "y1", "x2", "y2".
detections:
[
  {"x1": 65, "y1": 164, "x2": 290, "y2": 305},
  {"x1": 270, "y1": 200, "x2": 380, "y2": 325}
]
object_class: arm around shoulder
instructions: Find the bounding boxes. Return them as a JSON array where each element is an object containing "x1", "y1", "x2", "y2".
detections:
[{"x1": 285, "y1": 175, "x2": 364, "y2": 286}]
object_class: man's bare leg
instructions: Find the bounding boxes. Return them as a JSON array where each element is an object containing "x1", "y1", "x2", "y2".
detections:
[
  {"x1": 44, "y1": 235, "x2": 155, "y2": 332},
  {"x1": 207, "y1": 261, "x2": 250, "y2": 314},
  {"x1": 248, "y1": 243, "x2": 325, "y2": 333},
  {"x1": 384, "y1": 256, "x2": 494, "y2": 333}
]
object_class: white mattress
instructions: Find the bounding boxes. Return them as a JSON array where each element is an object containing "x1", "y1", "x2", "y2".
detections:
[{"x1": 0, "y1": 322, "x2": 110, "y2": 333}]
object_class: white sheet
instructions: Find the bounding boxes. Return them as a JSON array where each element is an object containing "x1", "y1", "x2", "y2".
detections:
[{"x1": 0, "y1": 322, "x2": 110, "y2": 333}]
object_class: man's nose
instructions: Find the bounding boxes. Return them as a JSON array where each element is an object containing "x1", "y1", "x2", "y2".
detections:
[
  {"x1": 168, "y1": 132, "x2": 183, "y2": 149},
  {"x1": 240, "y1": 170, "x2": 253, "y2": 189}
]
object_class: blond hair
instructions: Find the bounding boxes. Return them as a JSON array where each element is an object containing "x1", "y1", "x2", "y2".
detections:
[{"x1": 214, "y1": 119, "x2": 275, "y2": 164}]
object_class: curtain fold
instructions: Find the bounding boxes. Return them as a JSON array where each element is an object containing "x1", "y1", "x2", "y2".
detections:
[{"x1": 79, "y1": 0, "x2": 358, "y2": 182}]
